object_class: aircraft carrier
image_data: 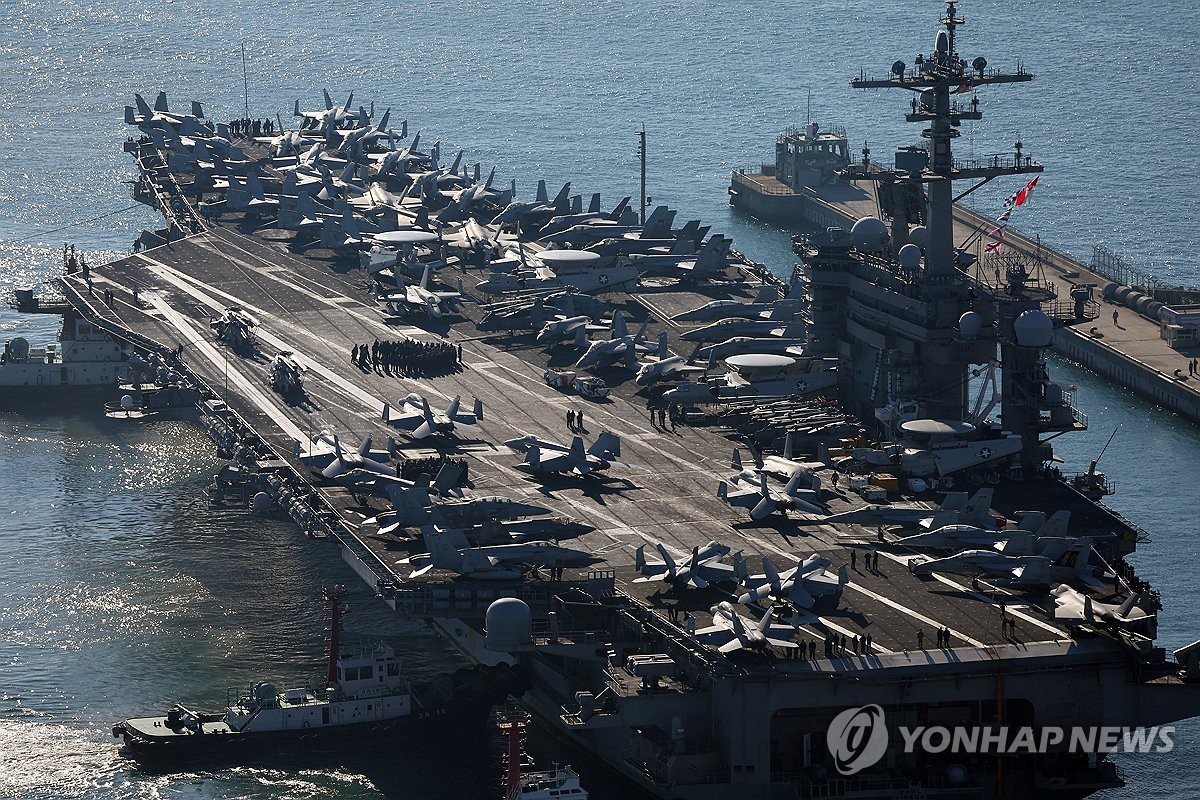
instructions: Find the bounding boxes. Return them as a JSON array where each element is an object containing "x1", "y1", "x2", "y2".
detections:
[{"x1": 45, "y1": 3, "x2": 1200, "y2": 798}]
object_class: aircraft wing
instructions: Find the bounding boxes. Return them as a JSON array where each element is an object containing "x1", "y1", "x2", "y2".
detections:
[
  {"x1": 696, "y1": 561, "x2": 736, "y2": 581},
  {"x1": 693, "y1": 625, "x2": 731, "y2": 639},
  {"x1": 632, "y1": 565, "x2": 669, "y2": 582},
  {"x1": 718, "y1": 637, "x2": 748, "y2": 653},
  {"x1": 787, "y1": 581, "x2": 817, "y2": 609}
]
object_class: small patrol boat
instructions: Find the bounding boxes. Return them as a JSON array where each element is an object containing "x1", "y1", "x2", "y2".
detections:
[
  {"x1": 112, "y1": 586, "x2": 519, "y2": 760},
  {"x1": 498, "y1": 706, "x2": 588, "y2": 800},
  {"x1": 511, "y1": 765, "x2": 588, "y2": 800}
]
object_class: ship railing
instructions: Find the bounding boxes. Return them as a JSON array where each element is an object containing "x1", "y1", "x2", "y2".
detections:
[
  {"x1": 793, "y1": 770, "x2": 981, "y2": 798},
  {"x1": 779, "y1": 124, "x2": 848, "y2": 142},
  {"x1": 952, "y1": 154, "x2": 1042, "y2": 173}
]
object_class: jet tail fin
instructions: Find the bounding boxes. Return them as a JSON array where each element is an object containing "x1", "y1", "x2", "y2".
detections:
[
  {"x1": 732, "y1": 550, "x2": 749, "y2": 583},
  {"x1": 589, "y1": 431, "x2": 621, "y2": 459},
  {"x1": 642, "y1": 206, "x2": 674, "y2": 239},
  {"x1": 567, "y1": 436, "x2": 588, "y2": 473},
  {"x1": 1036, "y1": 510, "x2": 1071, "y2": 539},
  {"x1": 731, "y1": 448, "x2": 743, "y2": 471},
  {"x1": 717, "y1": 480, "x2": 729, "y2": 502},
  {"x1": 432, "y1": 462, "x2": 464, "y2": 495}
]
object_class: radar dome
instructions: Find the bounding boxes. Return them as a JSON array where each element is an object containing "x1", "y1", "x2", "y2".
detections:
[
  {"x1": 120, "y1": 394, "x2": 135, "y2": 410},
  {"x1": 252, "y1": 492, "x2": 273, "y2": 513},
  {"x1": 851, "y1": 216, "x2": 889, "y2": 253},
  {"x1": 485, "y1": 597, "x2": 532, "y2": 651},
  {"x1": 898, "y1": 243, "x2": 922, "y2": 271},
  {"x1": 1014, "y1": 309, "x2": 1053, "y2": 348},
  {"x1": 9, "y1": 337, "x2": 29, "y2": 360},
  {"x1": 958, "y1": 311, "x2": 983, "y2": 339},
  {"x1": 908, "y1": 226, "x2": 928, "y2": 249}
]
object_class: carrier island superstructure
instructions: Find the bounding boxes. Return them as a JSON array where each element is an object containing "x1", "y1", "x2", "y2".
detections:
[
  {"x1": 437, "y1": 7, "x2": 1200, "y2": 799},
  {"x1": 36, "y1": 2, "x2": 1200, "y2": 798}
]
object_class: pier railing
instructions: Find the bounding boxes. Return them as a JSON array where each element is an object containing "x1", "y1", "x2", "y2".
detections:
[{"x1": 731, "y1": 170, "x2": 793, "y2": 195}]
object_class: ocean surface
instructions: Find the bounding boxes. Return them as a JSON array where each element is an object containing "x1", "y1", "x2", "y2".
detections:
[{"x1": 0, "y1": 0, "x2": 1197, "y2": 796}]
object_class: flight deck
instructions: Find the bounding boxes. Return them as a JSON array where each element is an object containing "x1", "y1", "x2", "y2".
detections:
[{"x1": 59, "y1": 221, "x2": 1098, "y2": 659}]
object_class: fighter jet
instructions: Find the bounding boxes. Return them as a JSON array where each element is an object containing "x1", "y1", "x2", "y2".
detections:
[
  {"x1": 536, "y1": 315, "x2": 609, "y2": 346},
  {"x1": 631, "y1": 234, "x2": 734, "y2": 277},
  {"x1": 680, "y1": 312, "x2": 800, "y2": 344},
  {"x1": 633, "y1": 541, "x2": 743, "y2": 590},
  {"x1": 509, "y1": 431, "x2": 623, "y2": 477},
  {"x1": 335, "y1": 458, "x2": 464, "y2": 498},
  {"x1": 731, "y1": 433, "x2": 824, "y2": 480},
  {"x1": 737, "y1": 555, "x2": 848, "y2": 608},
  {"x1": 695, "y1": 336, "x2": 809, "y2": 365},
  {"x1": 718, "y1": 471, "x2": 824, "y2": 521},
  {"x1": 382, "y1": 394, "x2": 483, "y2": 440},
  {"x1": 693, "y1": 603, "x2": 799, "y2": 654},
  {"x1": 380, "y1": 263, "x2": 464, "y2": 319},
  {"x1": 535, "y1": 195, "x2": 632, "y2": 238},
  {"x1": 802, "y1": 489, "x2": 994, "y2": 530},
  {"x1": 894, "y1": 510, "x2": 1071, "y2": 555},
  {"x1": 574, "y1": 311, "x2": 664, "y2": 370},
  {"x1": 672, "y1": 287, "x2": 783, "y2": 323},
  {"x1": 492, "y1": 181, "x2": 572, "y2": 229},
  {"x1": 1050, "y1": 585, "x2": 1153, "y2": 626},
  {"x1": 126, "y1": 92, "x2": 208, "y2": 133},
  {"x1": 378, "y1": 481, "x2": 551, "y2": 533},
  {"x1": 635, "y1": 355, "x2": 707, "y2": 387},
  {"x1": 293, "y1": 90, "x2": 357, "y2": 133},
  {"x1": 407, "y1": 526, "x2": 593, "y2": 580},
  {"x1": 911, "y1": 537, "x2": 1112, "y2": 589},
  {"x1": 294, "y1": 432, "x2": 396, "y2": 477}
]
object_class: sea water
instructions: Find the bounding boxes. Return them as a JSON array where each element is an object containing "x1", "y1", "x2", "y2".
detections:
[{"x1": 0, "y1": 0, "x2": 1197, "y2": 796}]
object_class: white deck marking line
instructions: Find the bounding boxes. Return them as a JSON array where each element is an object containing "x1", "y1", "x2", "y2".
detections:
[
  {"x1": 884, "y1": 551, "x2": 1068, "y2": 637},
  {"x1": 807, "y1": 619, "x2": 895, "y2": 655},
  {"x1": 182, "y1": 242, "x2": 399, "y2": 336},
  {"x1": 634, "y1": 296, "x2": 682, "y2": 328},
  {"x1": 473, "y1": 354, "x2": 701, "y2": 472},
  {"x1": 145, "y1": 294, "x2": 306, "y2": 443},
  {"x1": 843, "y1": 581, "x2": 987, "y2": 648},
  {"x1": 141, "y1": 256, "x2": 448, "y2": 416},
  {"x1": 926, "y1": 572, "x2": 1067, "y2": 637}
]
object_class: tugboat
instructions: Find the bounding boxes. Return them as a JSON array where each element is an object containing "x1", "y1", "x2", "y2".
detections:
[
  {"x1": 112, "y1": 586, "x2": 520, "y2": 760},
  {"x1": 497, "y1": 707, "x2": 588, "y2": 800}
]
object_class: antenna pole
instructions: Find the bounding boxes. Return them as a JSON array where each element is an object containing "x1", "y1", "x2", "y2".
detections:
[
  {"x1": 323, "y1": 585, "x2": 348, "y2": 688},
  {"x1": 241, "y1": 43, "x2": 250, "y2": 119},
  {"x1": 637, "y1": 125, "x2": 647, "y2": 225}
]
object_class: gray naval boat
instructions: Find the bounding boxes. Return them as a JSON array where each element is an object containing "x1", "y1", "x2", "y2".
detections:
[
  {"x1": 432, "y1": 4, "x2": 1200, "y2": 798},
  {"x1": 113, "y1": 586, "x2": 519, "y2": 761}
]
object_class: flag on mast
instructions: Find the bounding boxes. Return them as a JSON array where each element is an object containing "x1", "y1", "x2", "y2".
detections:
[{"x1": 986, "y1": 179, "x2": 1039, "y2": 254}]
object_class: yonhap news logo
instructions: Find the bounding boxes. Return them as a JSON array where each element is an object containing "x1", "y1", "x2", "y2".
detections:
[
  {"x1": 827, "y1": 705, "x2": 889, "y2": 775},
  {"x1": 827, "y1": 704, "x2": 1176, "y2": 774}
]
